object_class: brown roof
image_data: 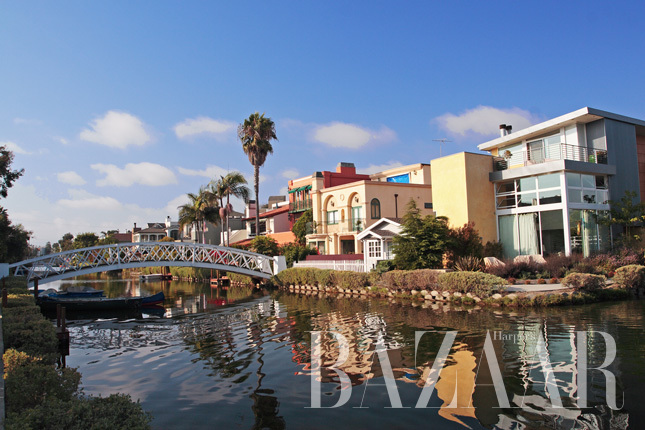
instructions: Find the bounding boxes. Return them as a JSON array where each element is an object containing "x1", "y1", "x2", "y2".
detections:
[{"x1": 242, "y1": 205, "x2": 289, "y2": 221}]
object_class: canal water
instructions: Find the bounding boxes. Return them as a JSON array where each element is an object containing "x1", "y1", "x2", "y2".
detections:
[{"x1": 49, "y1": 278, "x2": 645, "y2": 429}]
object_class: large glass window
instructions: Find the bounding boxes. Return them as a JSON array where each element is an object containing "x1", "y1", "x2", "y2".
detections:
[
  {"x1": 498, "y1": 211, "x2": 565, "y2": 258},
  {"x1": 327, "y1": 210, "x2": 338, "y2": 225},
  {"x1": 567, "y1": 173, "x2": 609, "y2": 205},
  {"x1": 569, "y1": 209, "x2": 610, "y2": 256},
  {"x1": 495, "y1": 173, "x2": 563, "y2": 209}
]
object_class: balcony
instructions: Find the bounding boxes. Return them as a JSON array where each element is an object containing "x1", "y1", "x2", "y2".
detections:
[
  {"x1": 289, "y1": 198, "x2": 312, "y2": 213},
  {"x1": 314, "y1": 218, "x2": 368, "y2": 235},
  {"x1": 494, "y1": 143, "x2": 608, "y2": 172}
]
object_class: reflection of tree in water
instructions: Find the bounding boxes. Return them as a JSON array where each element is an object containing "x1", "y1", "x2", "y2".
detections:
[{"x1": 248, "y1": 313, "x2": 285, "y2": 430}]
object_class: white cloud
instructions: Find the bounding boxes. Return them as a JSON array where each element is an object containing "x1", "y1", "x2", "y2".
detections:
[
  {"x1": 435, "y1": 106, "x2": 542, "y2": 137},
  {"x1": 54, "y1": 137, "x2": 69, "y2": 145},
  {"x1": 311, "y1": 122, "x2": 397, "y2": 149},
  {"x1": 177, "y1": 165, "x2": 230, "y2": 179},
  {"x1": 2, "y1": 183, "x2": 194, "y2": 245},
  {"x1": 14, "y1": 118, "x2": 42, "y2": 126},
  {"x1": 281, "y1": 169, "x2": 300, "y2": 179},
  {"x1": 80, "y1": 110, "x2": 152, "y2": 149},
  {"x1": 92, "y1": 162, "x2": 177, "y2": 187},
  {"x1": 57, "y1": 171, "x2": 86, "y2": 186},
  {"x1": 357, "y1": 161, "x2": 404, "y2": 175},
  {"x1": 1, "y1": 141, "x2": 30, "y2": 155},
  {"x1": 174, "y1": 117, "x2": 236, "y2": 140},
  {"x1": 59, "y1": 189, "x2": 123, "y2": 210}
]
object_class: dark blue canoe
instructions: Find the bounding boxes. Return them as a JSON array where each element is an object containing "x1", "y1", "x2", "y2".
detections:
[
  {"x1": 141, "y1": 291, "x2": 165, "y2": 307},
  {"x1": 38, "y1": 295, "x2": 143, "y2": 311}
]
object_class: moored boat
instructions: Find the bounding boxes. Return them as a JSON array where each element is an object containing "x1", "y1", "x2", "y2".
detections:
[
  {"x1": 141, "y1": 291, "x2": 165, "y2": 307},
  {"x1": 140, "y1": 274, "x2": 172, "y2": 282},
  {"x1": 38, "y1": 295, "x2": 143, "y2": 311}
]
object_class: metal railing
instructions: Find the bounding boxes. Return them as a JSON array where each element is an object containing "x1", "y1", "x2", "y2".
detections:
[
  {"x1": 8, "y1": 242, "x2": 278, "y2": 285},
  {"x1": 289, "y1": 199, "x2": 312, "y2": 213},
  {"x1": 494, "y1": 143, "x2": 608, "y2": 171},
  {"x1": 315, "y1": 218, "x2": 368, "y2": 234}
]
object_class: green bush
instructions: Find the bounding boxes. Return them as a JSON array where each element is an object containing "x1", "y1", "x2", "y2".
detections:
[
  {"x1": 613, "y1": 264, "x2": 645, "y2": 290},
  {"x1": 561, "y1": 273, "x2": 606, "y2": 291},
  {"x1": 5, "y1": 293, "x2": 36, "y2": 307},
  {"x1": 3, "y1": 307, "x2": 59, "y2": 364},
  {"x1": 330, "y1": 271, "x2": 369, "y2": 290},
  {"x1": 6, "y1": 395, "x2": 152, "y2": 430},
  {"x1": 3, "y1": 348, "x2": 41, "y2": 374},
  {"x1": 227, "y1": 272, "x2": 253, "y2": 284},
  {"x1": 5, "y1": 361, "x2": 81, "y2": 412},
  {"x1": 437, "y1": 271, "x2": 506, "y2": 297}
]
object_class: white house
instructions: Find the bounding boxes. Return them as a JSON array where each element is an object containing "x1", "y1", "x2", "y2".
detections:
[{"x1": 356, "y1": 217, "x2": 401, "y2": 270}]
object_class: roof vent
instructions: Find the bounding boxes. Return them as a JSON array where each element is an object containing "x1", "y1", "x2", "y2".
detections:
[{"x1": 499, "y1": 124, "x2": 507, "y2": 137}]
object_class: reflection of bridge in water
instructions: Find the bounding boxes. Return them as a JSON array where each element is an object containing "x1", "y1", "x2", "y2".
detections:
[{"x1": 5, "y1": 242, "x2": 284, "y2": 286}]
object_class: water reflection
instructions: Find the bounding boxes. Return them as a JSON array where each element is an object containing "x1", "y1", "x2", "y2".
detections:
[{"x1": 62, "y1": 279, "x2": 645, "y2": 429}]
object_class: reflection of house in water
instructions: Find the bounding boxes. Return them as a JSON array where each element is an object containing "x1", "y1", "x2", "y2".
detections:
[{"x1": 475, "y1": 322, "x2": 629, "y2": 430}]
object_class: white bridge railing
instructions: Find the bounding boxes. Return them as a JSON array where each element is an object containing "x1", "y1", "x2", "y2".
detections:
[{"x1": 8, "y1": 242, "x2": 279, "y2": 285}]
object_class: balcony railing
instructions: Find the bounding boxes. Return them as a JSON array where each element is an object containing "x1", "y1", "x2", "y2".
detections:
[
  {"x1": 312, "y1": 218, "x2": 368, "y2": 235},
  {"x1": 289, "y1": 199, "x2": 312, "y2": 213},
  {"x1": 494, "y1": 143, "x2": 608, "y2": 171}
]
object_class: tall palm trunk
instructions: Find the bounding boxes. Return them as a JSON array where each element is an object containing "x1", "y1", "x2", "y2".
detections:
[{"x1": 254, "y1": 164, "x2": 260, "y2": 237}]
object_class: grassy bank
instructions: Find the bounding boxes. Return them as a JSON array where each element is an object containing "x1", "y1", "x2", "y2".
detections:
[
  {"x1": 1, "y1": 277, "x2": 152, "y2": 429},
  {"x1": 272, "y1": 267, "x2": 639, "y2": 308}
]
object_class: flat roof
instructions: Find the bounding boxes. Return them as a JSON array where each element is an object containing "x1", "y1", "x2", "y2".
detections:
[{"x1": 478, "y1": 107, "x2": 645, "y2": 151}]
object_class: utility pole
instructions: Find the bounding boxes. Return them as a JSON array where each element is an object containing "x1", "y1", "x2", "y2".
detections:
[{"x1": 432, "y1": 138, "x2": 452, "y2": 157}]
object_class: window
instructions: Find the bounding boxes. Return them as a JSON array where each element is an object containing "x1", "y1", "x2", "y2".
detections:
[
  {"x1": 367, "y1": 240, "x2": 382, "y2": 258},
  {"x1": 495, "y1": 173, "x2": 562, "y2": 209},
  {"x1": 370, "y1": 199, "x2": 381, "y2": 219},
  {"x1": 386, "y1": 173, "x2": 410, "y2": 183},
  {"x1": 327, "y1": 210, "x2": 338, "y2": 225},
  {"x1": 566, "y1": 173, "x2": 609, "y2": 205}
]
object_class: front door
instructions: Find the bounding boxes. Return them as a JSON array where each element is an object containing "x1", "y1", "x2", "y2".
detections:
[{"x1": 341, "y1": 239, "x2": 355, "y2": 255}]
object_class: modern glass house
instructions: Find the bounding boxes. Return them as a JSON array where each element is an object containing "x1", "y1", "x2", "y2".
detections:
[{"x1": 478, "y1": 107, "x2": 645, "y2": 257}]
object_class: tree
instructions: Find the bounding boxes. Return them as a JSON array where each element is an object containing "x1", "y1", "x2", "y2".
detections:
[
  {"x1": 392, "y1": 199, "x2": 451, "y2": 270},
  {"x1": 445, "y1": 222, "x2": 484, "y2": 267},
  {"x1": 291, "y1": 209, "x2": 314, "y2": 246},
  {"x1": 178, "y1": 187, "x2": 220, "y2": 244},
  {"x1": 73, "y1": 232, "x2": 99, "y2": 249},
  {"x1": 601, "y1": 190, "x2": 645, "y2": 244},
  {"x1": 238, "y1": 112, "x2": 277, "y2": 239},
  {"x1": 1, "y1": 145, "x2": 24, "y2": 198},
  {"x1": 58, "y1": 233, "x2": 74, "y2": 252},
  {"x1": 211, "y1": 172, "x2": 250, "y2": 246},
  {"x1": 250, "y1": 236, "x2": 279, "y2": 256},
  {"x1": 0, "y1": 208, "x2": 31, "y2": 263}
]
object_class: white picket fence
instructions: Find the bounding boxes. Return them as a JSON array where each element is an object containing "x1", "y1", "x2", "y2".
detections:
[{"x1": 292, "y1": 260, "x2": 366, "y2": 273}]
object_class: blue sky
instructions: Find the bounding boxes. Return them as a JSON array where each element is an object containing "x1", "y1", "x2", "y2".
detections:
[{"x1": 2, "y1": 1, "x2": 645, "y2": 245}]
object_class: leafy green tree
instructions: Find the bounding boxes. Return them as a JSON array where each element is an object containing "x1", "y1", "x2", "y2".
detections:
[
  {"x1": 292, "y1": 209, "x2": 314, "y2": 245},
  {"x1": 211, "y1": 172, "x2": 250, "y2": 246},
  {"x1": 601, "y1": 190, "x2": 645, "y2": 243},
  {"x1": 1, "y1": 145, "x2": 24, "y2": 198},
  {"x1": 0, "y1": 208, "x2": 32, "y2": 263},
  {"x1": 44, "y1": 242, "x2": 52, "y2": 255},
  {"x1": 392, "y1": 199, "x2": 451, "y2": 269},
  {"x1": 99, "y1": 235, "x2": 119, "y2": 246},
  {"x1": 279, "y1": 242, "x2": 318, "y2": 267},
  {"x1": 73, "y1": 232, "x2": 99, "y2": 249},
  {"x1": 238, "y1": 112, "x2": 277, "y2": 240},
  {"x1": 250, "y1": 235, "x2": 279, "y2": 256},
  {"x1": 58, "y1": 233, "x2": 74, "y2": 252},
  {"x1": 178, "y1": 186, "x2": 220, "y2": 244}
]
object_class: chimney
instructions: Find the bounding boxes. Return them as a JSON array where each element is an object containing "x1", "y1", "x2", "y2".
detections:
[
  {"x1": 506, "y1": 125, "x2": 512, "y2": 134},
  {"x1": 499, "y1": 124, "x2": 507, "y2": 137}
]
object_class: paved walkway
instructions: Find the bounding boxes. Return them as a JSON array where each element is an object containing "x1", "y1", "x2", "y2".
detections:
[{"x1": 505, "y1": 283, "x2": 568, "y2": 293}]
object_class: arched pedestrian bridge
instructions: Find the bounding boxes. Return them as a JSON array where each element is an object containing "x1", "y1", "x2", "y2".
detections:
[{"x1": 4, "y1": 242, "x2": 284, "y2": 286}]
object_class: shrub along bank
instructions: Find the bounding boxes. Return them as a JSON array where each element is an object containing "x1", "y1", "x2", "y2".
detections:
[
  {"x1": 272, "y1": 267, "x2": 638, "y2": 307},
  {"x1": 1, "y1": 277, "x2": 152, "y2": 430}
]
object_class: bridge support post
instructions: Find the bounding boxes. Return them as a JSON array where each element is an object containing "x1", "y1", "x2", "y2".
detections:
[
  {"x1": 272, "y1": 256, "x2": 286, "y2": 275},
  {"x1": 0, "y1": 263, "x2": 8, "y2": 280}
]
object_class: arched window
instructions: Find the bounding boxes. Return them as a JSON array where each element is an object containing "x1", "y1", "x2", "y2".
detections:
[{"x1": 370, "y1": 198, "x2": 381, "y2": 219}]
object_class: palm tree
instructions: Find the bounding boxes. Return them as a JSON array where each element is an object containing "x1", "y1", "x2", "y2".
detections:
[
  {"x1": 178, "y1": 186, "x2": 220, "y2": 244},
  {"x1": 211, "y1": 172, "x2": 250, "y2": 246},
  {"x1": 238, "y1": 112, "x2": 277, "y2": 238}
]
